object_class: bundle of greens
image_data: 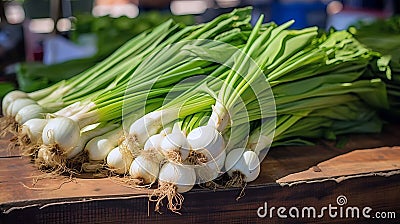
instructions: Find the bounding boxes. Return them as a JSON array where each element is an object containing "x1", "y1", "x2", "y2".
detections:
[{"x1": 0, "y1": 7, "x2": 392, "y2": 214}]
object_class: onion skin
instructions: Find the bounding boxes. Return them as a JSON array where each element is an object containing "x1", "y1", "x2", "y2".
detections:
[
  {"x1": 208, "y1": 101, "x2": 230, "y2": 132},
  {"x1": 37, "y1": 147, "x2": 60, "y2": 168}
]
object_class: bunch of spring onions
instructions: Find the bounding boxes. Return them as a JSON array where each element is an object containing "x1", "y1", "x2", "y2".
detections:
[
  {"x1": 106, "y1": 16, "x2": 389, "y2": 213},
  {"x1": 0, "y1": 8, "x2": 253, "y2": 173},
  {"x1": 0, "y1": 7, "x2": 393, "y2": 214}
]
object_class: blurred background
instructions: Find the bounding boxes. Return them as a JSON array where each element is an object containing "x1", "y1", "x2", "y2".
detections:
[{"x1": 0, "y1": 0, "x2": 399, "y2": 96}]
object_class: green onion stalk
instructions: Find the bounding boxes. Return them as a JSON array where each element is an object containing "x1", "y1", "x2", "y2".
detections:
[
  {"x1": 93, "y1": 17, "x2": 389, "y2": 214},
  {"x1": 270, "y1": 101, "x2": 383, "y2": 147},
  {"x1": 6, "y1": 5, "x2": 251, "y2": 146},
  {"x1": 96, "y1": 10, "x2": 253, "y2": 174},
  {"x1": 2, "y1": 6, "x2": 393, "y2": 214},
  {"x1": 215, "y1": 21, "x2": 321, "y2": 188}
]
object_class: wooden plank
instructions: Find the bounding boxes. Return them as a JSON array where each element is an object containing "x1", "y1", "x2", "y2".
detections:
[
  {"x1": 0, "y1": 137, "x2": 20, "y2": 158},
  {"x1": 255, "y1": 124, "x2": 400, "y2": 184},
  {"x1": 1, "y1": 175, "x2": 399, "y2": 223},
  {"x1": 277, "y1": 146, "x2": 400, "y2": 184},
  {"x1": 0, "y1": 156, "x2": 150, "y2": 204}
]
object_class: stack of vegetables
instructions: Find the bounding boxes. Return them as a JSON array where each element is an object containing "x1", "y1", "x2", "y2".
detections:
[{"x1": 0, "y1": 7, "x2": 393, "y2": 213}]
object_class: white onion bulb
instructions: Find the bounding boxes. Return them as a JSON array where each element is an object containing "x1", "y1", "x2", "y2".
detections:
[
  {"x1": 158, "y1": 162, "x2": 196, "y2": 193},
  {"x1": 195, "y1": 150, "x2": 226, "y2": 183},
  {"x1": 2, "y1": 90, "x2": 28, "y2": 115},
  {"x1": 20, "y1": 118, "x2": 48, "y2": 144},
  {"x1": 36, "y1": 117, "x2": 81, "y2": 168},
  {"x1": 8, "y1": 98, "x2": 36, "y2": 117},
  {"x1": 225, "y1": 148, "x2": 260, "y2": 182},
  {"x1": 86, "y1": 128, "x2": 121, "y2": 161},
  {"x1": 106, "y1": 146, "x2": 132, "y2": 174},
  {"x1": 68, "y1": 124, "x2": 119, "y2": 159},
  {"x1": 128, "y1": 111, "x2": 164, "y2": 147},
  {"x1": 160, "y1": 127, "x2": 172, "y2": 136},
  {"x1": 160, "y1": 132, "x2": 191, "y2": 162},
  {"x1": 87, "y1": 138, "x2": 118, "y2": 160},
  {"x1": 15, "y1": 104, "x2": 44, "y2": 124},
  {"x1": 143, "y1": 133, "x2": 165, "y2": 163},
  {"x1": 187, "y1": 125, "x2": 225, "y2": 161},
  {"x1": 128, "y1": 110, "x2": 176, "y2": 150},
  {"x1": 129, "y1": 155, "x2": 160, "y2": 184},
  {"x1": 41, "y1": 117, "x2": 80, "y2": 154}
]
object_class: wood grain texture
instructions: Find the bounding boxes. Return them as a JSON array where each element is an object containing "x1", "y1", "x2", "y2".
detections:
[{"x1": 0, "y1": 124, "x2": 400, "y2": 223}]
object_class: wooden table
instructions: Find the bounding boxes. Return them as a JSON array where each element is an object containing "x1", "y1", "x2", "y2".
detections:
[{"x1": 1, "y1": 125, "x2": 400, "y2": 223}]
